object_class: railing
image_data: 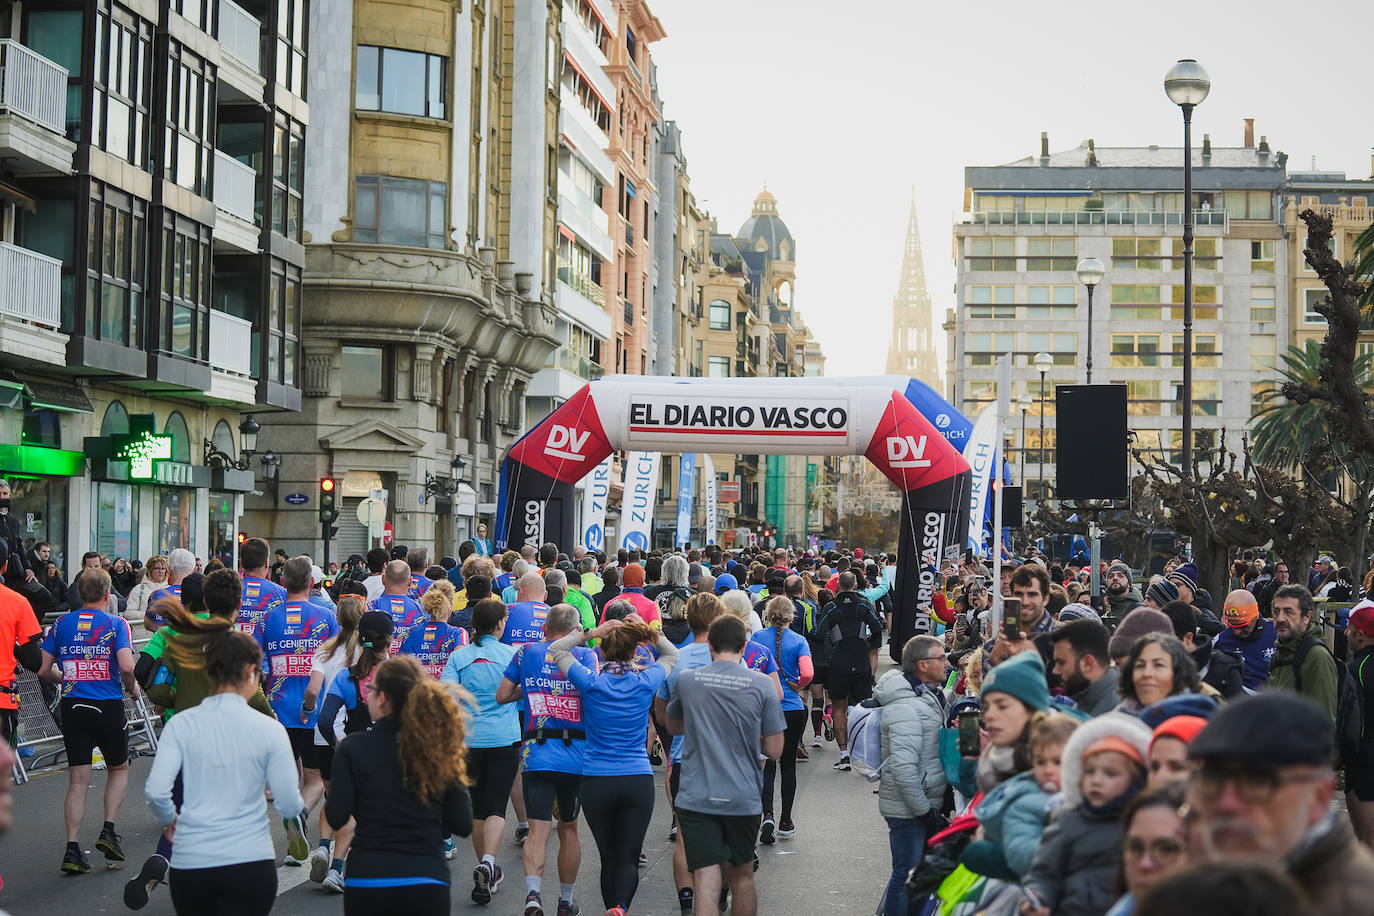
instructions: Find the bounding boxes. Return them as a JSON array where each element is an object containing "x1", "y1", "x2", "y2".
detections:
[
  {"x1": 556, "y1": 265, "x2": 606, "y2": 307},
  {"x1": 0, "y1": 242, "x2": 61, "y2": 326},
  {"x1": 213, "y1": 149, "x2": 258, "y2": 224},
  {"x1": 209, "y1": 309, "x2": 253, "y2": 376},
  {"x1": 218, "y1": 0, "x2": 263, "y2": 74},
  {"x1": 544, "y1": 345, "x2": 605, "y2": 381},
  {"x1": 961, "y1": 209, "x2": 1229, "y2": 229},
  {"x1": 0, "y1": 39, "x2": 68, "y2": 134},
  {"x1": 1307, "y1": 204, "x2": 1374, "y2": 224}
]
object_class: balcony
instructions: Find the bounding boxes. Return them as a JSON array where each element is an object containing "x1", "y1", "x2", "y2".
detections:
[
  {"x1": 960, "y1": 209, "x2": 1229, "y2": 230},
  {"x1": 545, "y1": 346, "x2": 605, "y2": 381},
  {"x1": 1307, "y1": 203, "x2": 1374, "y2": 225},
  {"x1": 0, "y1": 242, "x2": 67, "y2": 368},
  {"x1": 208, "y1": 309, "x2": 253, "y2": 376},
  {"x1": 557, "y1": 185, "x2": 615, "y2": 261},
  {"x1": 217, "y1": 0, "x2": 266, "y2": 101},
  {"x1": 558, "y1": 106, "x2": 614, "y2": 183},
  {"x1": 0, "y1": 40, "x2": 76, "y2": 175},
  {"x1": 212, "y1": 150, "x2": 261, "y2": 252}
]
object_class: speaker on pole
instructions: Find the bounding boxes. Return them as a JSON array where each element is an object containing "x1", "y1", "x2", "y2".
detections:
[
  {"x1": 1054, "y1": 385, "x2": 1128, "y2": 500},
  {"x1": 1003, "y1": 486, "x2": 1023, "y2": 528}
]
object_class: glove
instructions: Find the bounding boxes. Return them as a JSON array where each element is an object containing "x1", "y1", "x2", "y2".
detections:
[{"x1": 921, "y1": 808, "x2": 949, "y2": 837}]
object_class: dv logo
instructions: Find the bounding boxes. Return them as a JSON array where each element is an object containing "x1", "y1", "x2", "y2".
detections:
[
  {"x1": 583, "y1": 523, "x2": 604, "y2": 552},
  {"x1": 885, "y1": 434, "x2": 932, "y2": 469},
  {"x1": 544, "y1": 425, "x2": 591, "y2": 461},
  {"x1": 934, "y1": 413, "x2": 951, "y2": 430},
  {"x1": 623, "y1": 531, "x2": 649, "y2": 551}
]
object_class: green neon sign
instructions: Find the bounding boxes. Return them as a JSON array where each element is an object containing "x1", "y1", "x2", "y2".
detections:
[{"x1": 113, "y1": 430, "x2": 173, "y2": 479}]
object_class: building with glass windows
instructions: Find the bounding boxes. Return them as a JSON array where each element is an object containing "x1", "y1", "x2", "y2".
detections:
[
  {"x1": 0, "y1": 0, "x2": 307, "y2": 578},
  {"x1": 950, "y1": 130, "x2": 1288, "y2": 499},
  {"x1": 242, "y1": 0, "x2": 561, "y2": 562}
]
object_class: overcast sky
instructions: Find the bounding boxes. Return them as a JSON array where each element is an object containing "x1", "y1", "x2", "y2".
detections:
[{"x1": 650, "y1": 0, "x2": 1373, "y2": 381}]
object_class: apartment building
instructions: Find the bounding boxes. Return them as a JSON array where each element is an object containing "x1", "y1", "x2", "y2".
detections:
[
  {"x1": 0, "y1": 0, "x2": 308, "y2": 574},
  {"x1": 951, "y1": 130, "x2": 1288, "y2": 497}
]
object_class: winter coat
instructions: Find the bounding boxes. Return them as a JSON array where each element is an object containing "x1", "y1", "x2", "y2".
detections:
[
  {"x1": 873, "y1": 669, "x2": 947, "y2": 820},
  {"x1": 1024, "y1": 712, "x2": 1150, "y2": 916},
  {"x1": 1352, "y1": 646, "x2": 1374, "y2": 767},
  {"x1": 960, "y1": 770, "x2": 1047, "y2": 880},
  {"x1": 1071, "y1": 668, "x2": 1121, "y2": 718},
  {"x1": 1267, "y1": 626, "x2": 1339, "y2": 725},
  {"x1": 1191, "y1": 636, "x2": 1244, "y2": 698},
  {"x1": 1215, "y1": 618, "x2": 1277, "y2": 691},
  {"x1": 1104, "y1": 588, "x2": 1142, "y2": 622},
  {"x1": 1287, "y1": 807, "x2": 1374, "y2": 916}
]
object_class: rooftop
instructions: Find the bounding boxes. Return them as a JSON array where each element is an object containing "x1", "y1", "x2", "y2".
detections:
[{"x1": 995, "y1": 140, "x2": 1283, "y2": 171}]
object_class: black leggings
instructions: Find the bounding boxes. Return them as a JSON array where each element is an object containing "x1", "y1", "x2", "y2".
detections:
[
  {"x1": 169, "y1": 860, "x2": 276, "y2": 916},
  {"x1": 581, "y1": 774, "x2": 655, "y2": 910},
  {"x1": 344, "y1": 883, "x2": 449, "y2": 916},
  {"x1": 762, "y1": 709, "x2": 809, "y2": 820}
]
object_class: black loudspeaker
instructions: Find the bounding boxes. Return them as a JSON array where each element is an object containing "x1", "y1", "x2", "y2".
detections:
[
  {"x1": 1055, "y1": 385, "x2": 1128, "y2": 500},
  {"x1": 1003, "y1": 486, "x2": 1023, "y2": 528}
]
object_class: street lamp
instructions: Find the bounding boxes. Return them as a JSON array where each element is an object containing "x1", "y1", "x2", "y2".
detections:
[
  {"x1": 1165, "y1": 58, "x2": 1210, "y2": 478},
  {"x1": 203, "y1": 414, "x2": 262, "y2": 472},
  {"x1": 259, "y1": 450, "x2": 280, "y2": 501},
  {"x1": 1016, "y1": 393, "x2": 1034, "y2": 484},
  {"x1": 1034, "y1": 351, "x2": 1053, "y2": 500},
  {"x1": 1075, "y1": 257, "x2": 1105, "y2": 383}
]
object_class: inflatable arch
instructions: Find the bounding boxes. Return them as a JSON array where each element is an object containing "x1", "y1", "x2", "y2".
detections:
[{"x1": 495, "y1": 375, "x2": 972, "y2": 657}]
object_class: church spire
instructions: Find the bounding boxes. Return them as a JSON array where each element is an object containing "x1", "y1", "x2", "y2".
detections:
[{"x1": 886, "y1": 190, "x2": 940, "y2": 387}]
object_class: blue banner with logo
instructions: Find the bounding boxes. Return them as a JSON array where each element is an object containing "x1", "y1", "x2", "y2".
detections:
[{"x1": 675, "y1": 453, "x2": 696, "y2": 547}]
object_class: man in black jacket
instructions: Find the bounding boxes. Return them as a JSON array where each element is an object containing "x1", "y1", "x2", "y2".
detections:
[
  {"x1": 0, "y1": 479, "x2": 35, "y2": 589},
  {"x1": 815, "y1": 572, "x2": 887, "y2": 771},
  {"x1": 1161, "y1": 600, "x2": 1243, "y2": 698}
]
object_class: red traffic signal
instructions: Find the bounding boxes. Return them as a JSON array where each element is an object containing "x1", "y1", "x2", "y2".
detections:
[
  {"x1": 321, "y1": 478, "x2": 336, "y2": 493},
  {"x1": 237, "y1": 532, "x2": 247, "y2": 545}
]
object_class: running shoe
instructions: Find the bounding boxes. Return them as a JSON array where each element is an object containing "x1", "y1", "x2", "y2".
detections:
[
  {"x1": 833, "y1": 755, "x2": 851, "y2": 772},
  {"x1": 61, "y1": 845, "x2": 91, "y2": 875},
  {"x1": 96, "y1": 825, "x2": 125, "y2": 861},
  {"x1": 759, "y1": 816, "x2": 776, "y2": 846},
  {"x1": 777, "y1": 818, "x2": 796, "y2": 839},
  {"x1": 668, "y1": 816, "x2": 678, "y2": 840},
  {"x1": 322, "y1": 866, "x2": 346, "y2": 894},
  {"x1": 605, "y1": 908, "x2": 628, "y2": 916},
  {"x1": 472, "y1": 862, "x2": 495, "y2": 904},
  {"x1": 678, "y1": 888, "x2": 695, "y2": 913},
  {"x1": 650, "y1": 738, "x2": 664, "y2": 766},
  {"x1": 444, "y1": 836, "x2": 457, "y2": 860},
  {"x1": 822, "y1": 709, "x2": 835, "y2": 742},
  {"x1": 811, "y1": 733, "x2": 822, "y2": 748},
  {"x1": 515, "y1": 824, "x2": 530, "y2": 846},
  {"x1": 794, "y1": 742, "x2": 809, "y2": 761},
  {"x1": 309, "y1": 845, "x2": 331, "y2": 884},
  {"x1": 283, "y1": 814, "x2": 310, "y2": 865},
  {"x1": 557, "y1": 898, "x2": 581, "y2": 916},
  {"x1": 123, "y1": 853, "x2": 168, "y2": 908},
  {"x1": 490, "y1": 864, "x2": 505, "y2": 893},
  {"x1": 525, "y1": 889, "x2": 545, "y2": 915}
]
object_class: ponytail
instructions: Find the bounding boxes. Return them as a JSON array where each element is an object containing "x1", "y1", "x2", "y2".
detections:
[
  {"x1": 599, "y1": 620, "x2": 656, "y2": 662},
  {"x1": 371, "y1": 656, "x2": 472, "y2": 803}
]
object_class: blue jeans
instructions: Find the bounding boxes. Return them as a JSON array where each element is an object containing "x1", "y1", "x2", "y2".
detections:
[{"x1": 884, "y1": 816, "x2": 927, "y2": 916}]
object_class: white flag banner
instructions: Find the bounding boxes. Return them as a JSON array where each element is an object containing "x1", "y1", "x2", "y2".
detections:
[
  {"x1": 702, "y1": 454, "x2": 718, "y2": 546},
  {"x1": 578, "y1": 455, "x2": 613, "y2": 553},
  {"x1": 964, "y1": 404, "x2": 999, "y2": 553},
  {"x1": 619, "y1": 451, "x2": 660, "y2": 552}
]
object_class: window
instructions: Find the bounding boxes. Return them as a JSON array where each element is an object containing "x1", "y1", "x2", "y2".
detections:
[
  {"x1": 163, "y1": 46, "x2": 214, "y2": 196},
  {"x1": 1251, "y1": 382, "x2": 1268, "y2": 415},
  {"x1": 966, "y1": 285, "x2": 1014, "y2": 319},
  {"x1": 1302, "y1": 235, "x2": 1338, "y2": 272},
  {"x1": 1170, "y1": 334, "x2": 1219, "y2": 369},
  {"x1": 1025, "y1": 333, "x2": 1076, "y2": 365},
  {"x1": 1184, "y1": 380, "x2": 1220, "y2": 416},
  {"x1": 708, "y1": 300, "x2": 731, "y2": 330},
  {"x1": 26, "y1": 9, "x2": 84, "y2": 139},
  {"x1": 1250, "y1": 286, "x2": 1276, "y2": 322},
  {"x1": 570, "y1": 0, "x2": 611, "y2": 53},
  {"x1": 17, "y1": 198, "x2": 76, "y2": 330},
  {"x1": 976, "y1": 194, "x2": 1015, "y2": 213},
  {"x1": 707, "y1": 356, "x2": 730, "y2": 378},
  {"x1": 625, "y1": 26, "x2": 637, "y2": 64},
  {"x1": 264, "y1": 261, "x2": 301, "y2": 387},
  {"x1": 1110, "y1": 284, "x2": 1161, "y2": 320},
  {"x1": 170, "y1": 0, "x2": 210, "y2": 31},
  {"x1": 90, "y1": 7, "x2": 153, "y2": 167},
  {"x1": 1304, "y1": 288, "x2": 1328, "y2": 324},
  {"x1": 84, "y1": 184, "x2": 147, "y2": 347},
  {"x1": 272, "y1": 116, "x2": 305, "y2": 240},
  {"x1": 967, "y1": 238, "x2": 1016, "y2": 271},
  {"x1": 1122, "y1": 380, "x2": 1162, "y2": 416},
  {"x1": 1225, "y1": 191, "x2": 1274, "y2": 220},
  {"x1": 340, "y1": 345, "x2": 390, "y2": 400},
  {"x1": 1171, "y1": 237, "x2": 1220, "y2": 269},
  {"x1": 1111, "y1": 238, "x2": 1162, "y2": 271},
  {"x1": 966, "y1": 333, "x2": 1012, "y2": 366},
  {"x1": 355, "y1": 46, "x2": 447, "y2": 118},
  {"x1": 276, "y1": 0, "x2": 307, "y2": 96},
  {"x1": 1250, "y1": 240, "x2": 1276, "y2": 274},
  {"x1": 1250, "y1": 335, "x2": 1276, "y2": 372},
  {"x1": 354, "y1": 176, "x2": 447, "y2": 249},
  {"x1": 1026, "y1": 238, "x2": 1075, "y2": 271},
  {"x1": 1025, "y1": 286, "x2": 1076, "y2": 320},
  {"x1": 1166, "y1": 284, "x2": 1219, "y2": 320},
  {"x1": 1111, "y1": 334, "x2": 1160, "y2": 368},
  {"x1": 158, "y1": 217, "x2": 211, "y2": 360}
]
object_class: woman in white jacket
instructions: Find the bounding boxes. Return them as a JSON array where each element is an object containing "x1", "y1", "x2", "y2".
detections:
[{"x1": 124, "y1": 555, "x2": 168, "y2": 626}]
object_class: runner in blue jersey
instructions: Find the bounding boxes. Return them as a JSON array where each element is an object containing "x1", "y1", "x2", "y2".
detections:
[
  {"x1": 39, "y1": 567, "x2": 139, "y2": 874},
  {"x1": 405, "y1": 547, "x2": 434, "y2": 599},
  {"x1": 145, "y1": 547, "x2": 196, "y2": 632},
  {"x1": 370, "y1": 560, "x2": 425, "y2": 654},
  {"x1": 496, "y1": 603, "x2": 597, "y2": 916},
  {"x1": 750, "y1": 596, "x2": 815, "y2": 845},
  {"x1": 252, "y1": 557, "x2": 339, "y2": 866},
  {"x1": 400, "y1": 584, "x2": 470, "y2": 678},
  {"x1": 598, "y1": 597, "x2": 657, "y2": 671},
  {"x1": 504, "y1": 571, "x2": 552, "y2": 647},
  {"x1": 237, "y1": 538, "x2": 286, "y2": 634}
]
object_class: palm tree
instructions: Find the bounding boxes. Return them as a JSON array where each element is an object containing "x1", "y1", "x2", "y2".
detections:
[{"x1": 1250, "y1": 339, "x2": 1374, "y2": 471}]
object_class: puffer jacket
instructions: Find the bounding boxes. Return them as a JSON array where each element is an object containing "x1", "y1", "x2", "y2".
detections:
[
  {"x1": 873, "y1": 668, "x2": 947, "y2": 820},
  {"x1": 960, "y1": 770, "x2": 1048, "y2": 879}
]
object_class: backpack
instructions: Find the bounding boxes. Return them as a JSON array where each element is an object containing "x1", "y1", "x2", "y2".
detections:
[
  {"x1": 655, "y1": 586, "x2": 691, "y2": 622},
  {"x1": 1294, "y1": 638, "x2": 1363, "y2": 768},
  {"x1": 847, "y1": 699, "x2": 885, "y2": 782}
]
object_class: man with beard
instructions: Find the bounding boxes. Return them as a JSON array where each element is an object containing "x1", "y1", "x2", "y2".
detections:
[
  {"x1": 1047, "y1": 619, "x2": 1118, "y2": 716},
  {"x1": 1266, "y1": 585, "x2": 1338, "y2": 724},
  {"x1": 1103, "y1": 560, "x2": 1142, "y2": 622}
]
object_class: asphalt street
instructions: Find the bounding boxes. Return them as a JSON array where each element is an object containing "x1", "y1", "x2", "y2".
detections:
[{"x1": 1, "y1": 711, "x2": 893, "y2": 915}]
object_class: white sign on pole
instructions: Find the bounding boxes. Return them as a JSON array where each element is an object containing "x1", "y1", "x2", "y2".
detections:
[
  {"x1": 702, "y1": 454, "x2": 718, "y2": 545},
  {"x1": 619, "y1": 451, "x2": 660, "y2": 551},
  {"x1": 357, "y1": 497, "x2": 387, "y2": 540}
]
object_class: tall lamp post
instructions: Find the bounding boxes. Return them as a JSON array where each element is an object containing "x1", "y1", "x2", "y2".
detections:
[
  {"x1": 1033, "y1": 351, "x2": 1053, "y2": 500},
  {"x1": 1165, "y1": 58, "x2": 1210, "y2": 478},
  {"x1": 1016, "y1": 393, "x2": 1033, "y2": 484},
  {"x1": 1075, "y1": 257, "x2": 1105, "y2": 383}
]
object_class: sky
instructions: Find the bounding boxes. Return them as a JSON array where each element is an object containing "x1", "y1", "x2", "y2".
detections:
[{"x1": 649, "y1": 0, "x2": 1374, "y2": 381}]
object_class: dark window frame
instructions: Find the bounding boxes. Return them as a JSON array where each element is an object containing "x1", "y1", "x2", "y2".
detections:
[
  {"x1": 340, "y1": 343, "x2": 393, "y2": 402},
  {"x1": 84, "y1": 182, "x2": 147, "y2": 347},
  {"x1": 353, "y1": 175, "x2": 448, "y2": 249},
  {"x1": 355, "y1": 44, "x2": 448, "y2": 119}
]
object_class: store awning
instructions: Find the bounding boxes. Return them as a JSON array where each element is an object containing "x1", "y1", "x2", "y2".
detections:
[{"x1": 0, "y1": 444, "x2": 86, "y2": 477}]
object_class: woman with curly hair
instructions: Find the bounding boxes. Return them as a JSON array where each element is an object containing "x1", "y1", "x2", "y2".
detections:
[
  {"x1": 550, "y1": 616, "x2": 679, "y2": 916},
  {"x1": 325, "y1": 655, "x2": 474, "y2": 916},
  {"x1": 1116, "y1": 633, "x2": 1204, "y2": 715}
]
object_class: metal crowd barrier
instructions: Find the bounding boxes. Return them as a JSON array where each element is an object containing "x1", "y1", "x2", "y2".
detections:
[{"x1": 10, "y1": 632, "x2": 161, "y2": 785}]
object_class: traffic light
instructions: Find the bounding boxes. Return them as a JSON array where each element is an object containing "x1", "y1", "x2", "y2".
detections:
[
  {"x1": 237, "y1": 531, "x2": 247, "y2": 545},
  {"x1": 319, "y1": 477, "x2": 339, "y2": 523}
]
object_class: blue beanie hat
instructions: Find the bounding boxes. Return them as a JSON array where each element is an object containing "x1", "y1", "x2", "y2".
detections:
[
  {"x1": 1138, "y1": 693, "x2": 1220, "y2": 729},
  {"x1": 980, "y1": 651, "x2": 1051, "y2": 712}
]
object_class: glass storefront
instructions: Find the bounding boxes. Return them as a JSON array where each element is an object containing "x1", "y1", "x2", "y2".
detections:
[
  {"x1": 92, "y1": 481, "x2": 138, "y2": 562},
  {"x1": 208, "y1": 492, "x2": 236, "y2": 567},
  {"x1": 157, "y1": 487, "x2": 195, "y2": 555},
  {"x1": 4, "y1": 476, "x2": 69, "y2": 570}
]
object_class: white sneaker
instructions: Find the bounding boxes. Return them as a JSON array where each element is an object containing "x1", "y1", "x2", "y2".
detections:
[
  {"x1": 309, "y1": 846, "x2": 331, "y2": 884},
  {"x1": 322, "y1": 867, "x2": 345, "y2": 893},
  {"x1": 811, "y1": 734, "x2": 822, "y2": 748},
  {"x1": 833, "y1": 755, "x2": 851, "y2": 772}
]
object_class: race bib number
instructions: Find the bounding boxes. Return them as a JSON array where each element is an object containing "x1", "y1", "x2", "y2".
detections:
[
  {"x1": 270, "y1": 653, "x2": 314, "y2": 677},
  {"x1": 527, "y1": 691, "x2": 582, "y2": 722},
  {"x1": 63, "y1": 657, "x2": 111, "y2": 682},
  {"x1": 236, "y1": 621, "x2": 255, "y2": 634}
]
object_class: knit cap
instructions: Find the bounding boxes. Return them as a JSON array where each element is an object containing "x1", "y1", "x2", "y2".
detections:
[
  {"x1": 1056, "y1": 603, "x2": 1101, "y2": 624},
  {"x1": 1150, "y1": 715, "x2": 1210, "y2": 751},
  {"x1": 1169, "y1": 562, "x2": 1199, "y2": 593},
  {"x1": 980, "y1": 651, "x2": 1051, "y2": 712},
  {"x1": 621, "y1": 564, "x2": 645, "y2": 588},
  {"x1": 1145, "y1": 579, "x2": 1179, "y2": 608},
  {"x1": 1083, "y1": 735, "x2": 1145, "y2": 768},
  {"x1": 1108, "y1": 607, "x2": 1173, "y2": 659},
  {"x1": 1107, "y1": 560, "x2": 1132, "y2": 579}
]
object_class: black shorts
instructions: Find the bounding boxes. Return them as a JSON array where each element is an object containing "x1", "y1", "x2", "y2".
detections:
[
  {"x1": 677, "y1": 808, "x2": 760, "y2": 872},
  {"x1": 467, "y1": 743, "x2": 521, "y2": 820},
  {"x1": 827, "y1": 669, "x2": 873, "y2": 703},
  {"x1": 867, "y1": 631, "x2": 883, "y2": 650},
  {"x1": 316, "y1": 744, "x2": 335, "y2": 781},
  {"x1": 285, "y1": 728, "x2": 319, "y2": 770},
  {"x1": 669, "y1": 760, "x2": 682, "y2": 802},
  {"x1": 523, "y1": 770, "x2": 582, "y2": 822},
  {"x1": 59, "y1": 697, "x2": 128, "y2": 767},
  {"x1": 1, "y1": 708, "x2": 16, "y2": 746},
  {"x1": 1348, "y1": 765, "x2": 1374, "y2": 802},
  {"x1": 810, "y1": 670, "x2": 829, "y2": 694}
]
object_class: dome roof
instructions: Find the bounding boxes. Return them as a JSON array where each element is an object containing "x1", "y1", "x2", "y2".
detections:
[{"x1": 737, "y1": 188, "x2": 794, "y2": 262}]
